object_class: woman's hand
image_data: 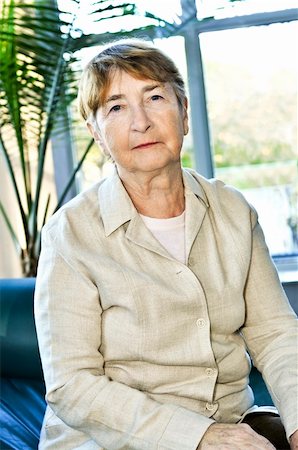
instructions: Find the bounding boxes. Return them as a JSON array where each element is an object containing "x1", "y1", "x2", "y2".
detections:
[
  {"x1": 197, "y1": 423, "x2": 276, "y2": 449},
  {"x1": 290, "y1": 430, "x2": 298, "y2": 449}
]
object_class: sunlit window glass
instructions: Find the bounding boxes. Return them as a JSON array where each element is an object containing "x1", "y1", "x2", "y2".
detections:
[{"x1": 200, "y1": 21, "x2": 298, "y2": 256}]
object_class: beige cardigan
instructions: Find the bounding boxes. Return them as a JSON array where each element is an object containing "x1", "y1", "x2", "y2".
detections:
[{"x1": 34, "y1": 168, "x2": 297, "y2": 449}]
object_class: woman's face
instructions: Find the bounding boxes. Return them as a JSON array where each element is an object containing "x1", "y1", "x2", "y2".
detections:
[{"x1": 91, "y1": 70, "x2": 188, "y2": 177}]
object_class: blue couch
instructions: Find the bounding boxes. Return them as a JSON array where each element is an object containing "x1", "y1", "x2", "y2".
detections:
[
  {"x1": 0, "y1": 277, "x2": 273, "y2": 449},
  {"x1": 0, "y1": 278, "x2": 46, "y2": 450}
]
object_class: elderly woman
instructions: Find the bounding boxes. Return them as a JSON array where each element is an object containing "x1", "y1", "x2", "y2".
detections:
[{"x1": 35, "y1": 39, "x2": 297, "y2": 449}]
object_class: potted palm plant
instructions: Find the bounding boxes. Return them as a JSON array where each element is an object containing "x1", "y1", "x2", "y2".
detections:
[{"x1": 0, "y1": 0, "x2": 162, "y2": 277}]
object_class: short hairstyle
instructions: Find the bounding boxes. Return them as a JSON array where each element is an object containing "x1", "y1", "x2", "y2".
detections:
[{"x1": 78, "y1": 38, "x2": 186, "y2": 121}]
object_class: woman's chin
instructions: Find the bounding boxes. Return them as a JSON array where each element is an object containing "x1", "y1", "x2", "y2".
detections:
[{"x1": 132, "y1": 152, "x2": 180, "y2": 173}]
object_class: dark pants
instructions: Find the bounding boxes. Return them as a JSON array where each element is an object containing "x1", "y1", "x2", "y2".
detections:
[{"x1": 242, "y1": 412, "x2": 290, "y2": 449}]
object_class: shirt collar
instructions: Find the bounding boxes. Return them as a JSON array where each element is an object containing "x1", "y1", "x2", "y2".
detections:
[
  {"x1": 98, "y1": 166, "x2": 209, "y2": 237},
  {"x1": 182, "y1": 168, "x2": 209, "y2": 208}
]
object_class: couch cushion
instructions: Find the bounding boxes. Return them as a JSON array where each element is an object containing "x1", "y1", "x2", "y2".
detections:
[{"x1": 0, "y1": 278, "x2": 43, "y2": 379}]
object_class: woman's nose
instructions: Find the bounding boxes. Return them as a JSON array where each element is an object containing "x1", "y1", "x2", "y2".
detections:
[{"x1": 131, "y1": 105, "x2": 151, "y2": 133}]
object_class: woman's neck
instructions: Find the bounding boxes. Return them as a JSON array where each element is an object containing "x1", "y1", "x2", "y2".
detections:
[{"x1": 117, "y1": 164, "x2": 185, "y2": 219}]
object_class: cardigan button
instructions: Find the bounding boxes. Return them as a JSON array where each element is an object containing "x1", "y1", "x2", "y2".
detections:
[
  {"x1": 206, "y1": 402, "x2": 216, "y2": 411},
  {"x1": 206, "y1": 368, "x2": 215, "y2": 377},
  {"x1": 196, "y1": 318, "x2": 206, "y2": 328}
]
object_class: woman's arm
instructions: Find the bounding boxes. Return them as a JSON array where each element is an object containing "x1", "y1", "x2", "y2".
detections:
[{"x1": 241, "y1": 208, "x2": 298, "y2": 441}]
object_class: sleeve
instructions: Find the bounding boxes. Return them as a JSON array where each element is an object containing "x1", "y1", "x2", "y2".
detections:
[
  {"x1": 34, "y1": 224, "x2": 214, "y2": 450},
  {"x1": 241, "y1": 207, "x2": 298, "y2": 440}
]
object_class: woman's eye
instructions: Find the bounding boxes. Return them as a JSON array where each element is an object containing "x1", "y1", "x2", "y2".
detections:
[
  {"x1": 151, "y1": 94, "x2": 163, "y2": 101},
  {"x1": 109, "y1": 104, "x2": 122, "y2": 113}
]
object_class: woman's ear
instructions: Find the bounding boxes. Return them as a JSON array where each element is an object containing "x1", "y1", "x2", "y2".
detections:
[
  {"x1": 86, "y1": 119, "x2": 110, "y2": 156},
  {"x1": 87, "y1": 121, "x2": 101, "y2": 143},
  {"x1": 182, "y1": 97, "x2": 189, "y2": 136}
]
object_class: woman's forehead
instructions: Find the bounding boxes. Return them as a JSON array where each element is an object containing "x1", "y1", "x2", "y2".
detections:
[
  {"x1": 107, "y1": 69, "x2": 161, "y2": 88},
  {"x1": 103, "y1": 69, "x2": 171, "y2": 99}
]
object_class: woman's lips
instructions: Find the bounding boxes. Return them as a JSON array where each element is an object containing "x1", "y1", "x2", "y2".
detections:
[{"x1": 133, "y1": 142, "x2": 159, "y2": 150}]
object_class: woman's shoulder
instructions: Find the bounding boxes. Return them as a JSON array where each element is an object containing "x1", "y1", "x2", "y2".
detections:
[
  {"x1": 42, "y1": 180, "x2": 104, "y2": 239},
  {"x1": 183, "y1": 168, "x2": 247, "y2": 200},
  {"x1": 183, "y1": 168, "x2": 257, "y2": 224}
]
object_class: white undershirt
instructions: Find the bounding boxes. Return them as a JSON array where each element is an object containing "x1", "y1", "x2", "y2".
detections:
[{"x1": 140, "y1": 211, "x2": 186, "y2": 264}]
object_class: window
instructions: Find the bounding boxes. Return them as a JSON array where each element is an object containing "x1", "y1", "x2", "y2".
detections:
[{"x1": 200, "y1": 21, "x2": 297, "y2": 256}]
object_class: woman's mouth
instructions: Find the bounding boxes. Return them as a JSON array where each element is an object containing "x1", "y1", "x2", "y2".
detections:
[{"x1": 133, "y1": 142, "x2": 159, "y2": 150}]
